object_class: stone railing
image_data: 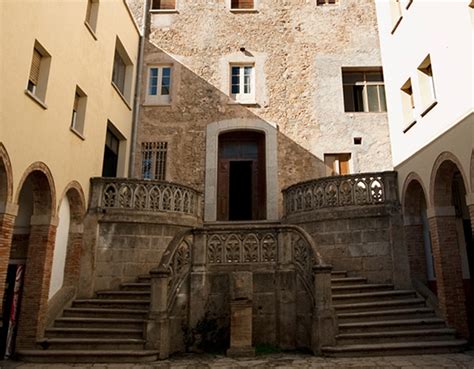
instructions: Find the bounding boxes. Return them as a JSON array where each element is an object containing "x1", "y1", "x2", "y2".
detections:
[
  {"x1": 283, "y1": 171, "x2": 398, "y2": 216},
  {"x1": 89, "y1": 177, "x2": 202, "y2": 216},
  {"x1": 148, "y1": 224, "x2": 336, "y2": 358}
]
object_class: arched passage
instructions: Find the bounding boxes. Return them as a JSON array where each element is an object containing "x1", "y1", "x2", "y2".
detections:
[
  {"x1": 0, "y1": 163, "x2": 57, "y2": 356},
  {"x1": 429, "y1": 155, "x2": 472, "y2": 339},
  {"x1": 402, "y1": 176, "x2": 435, "y2": 291}
]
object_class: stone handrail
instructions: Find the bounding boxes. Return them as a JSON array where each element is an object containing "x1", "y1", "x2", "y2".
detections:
[
  {"x1": 89, "y1": 177, "x2": 202, "y2": 216},
  {"x1": 283, "y1": 171, "x2": 398, "y2": 216}
]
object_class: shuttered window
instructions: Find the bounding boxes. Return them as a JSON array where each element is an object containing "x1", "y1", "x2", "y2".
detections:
[
  {"x1": 324, "y1": 154, "x2": 351, "y2": 176},
  {"x1": 317, "y1": 0, "x2": 337, "y2": 5},
  {"x1": 141, "y1": 142, "x2": 168, "y2": 180},
  {"x1": 28, "y1": 49, "x2": 42, "y2": 92},
  {"x1": 231, "y1": 0, "x2": 254, "y2": 9},
  {"x1": 151, "y1": 0, "x2": 176, "y2": 10}
]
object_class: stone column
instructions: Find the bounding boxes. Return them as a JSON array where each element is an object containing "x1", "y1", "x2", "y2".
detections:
[
  {"x1": 0, "y1": 203, "x2": 18, "y2": 316},
  {"x1": 403, "y1": 219, "x2": 428, "y2": 284},
  {"x1": 427, "y1": 206, "x2": 469, "y2": 338},
  {"x1": 311, "y1": 265, "x2": 337, "y2": 354},
  {"x1": 16, "y1": 218, "x2": 58, "y2": 349},
  {"x1": 189, "y1": 231, "x2": 209, "y2": 330},
  {"x1": 146, "y1": 268, "x2": 171, "y2": 359},
  {"x1": 227, "y1": 271, "x2": 255, "y2": 357}
]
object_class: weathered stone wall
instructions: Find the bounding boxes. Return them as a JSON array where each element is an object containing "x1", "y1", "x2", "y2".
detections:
[{"x1": 134, "y1": 0, "x2": 393, "y2": 218}]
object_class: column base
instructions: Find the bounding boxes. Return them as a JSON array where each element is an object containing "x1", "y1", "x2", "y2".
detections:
[{"x1": 227, "y1": 346, "x2": 256, "y2": 357}]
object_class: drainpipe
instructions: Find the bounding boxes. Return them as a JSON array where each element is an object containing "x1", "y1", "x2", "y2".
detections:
[{"x1": 128, "y1": 0, "x2": 150, "y2": 178}]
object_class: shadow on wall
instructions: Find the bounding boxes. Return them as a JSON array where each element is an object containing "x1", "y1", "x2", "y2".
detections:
[{"x1": 135, "y1": 40, "x2": 327, "y2": 215}]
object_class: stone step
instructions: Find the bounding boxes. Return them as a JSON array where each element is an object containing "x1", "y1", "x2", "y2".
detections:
[
  {"x1": 332, "y1": 290, "x2": 417, "y2": 304},
  {"x1": 332, "y1": 284, "x2": 394, "y2": 294},
  {"x1": 73, "y1": 299, "x2": 150, "y2": 309},
  {"x1": 331, "y1": 271, "x2": 348, "y2": 278},
  {"x1": 95, "y1": 291, "x2": 151, "y2": 300},
  {"x1": 63, "y1": 307, "x2": 148, "y2": 319},
  {"x1": 331, "y1": 277, "x2": 368, "y2": 285},
  {"x1": 120, "y1": 282, "x2": 151, "y2": 291},
  {"x1": 37, "y1": 338, "x2": 146, "y2": 351},
  {"x1": 337, "y1": 307, "x2": 436, "y2": 323},
  {"x1": 16, "y1": 349, "x2": 159, "y2": 363},
  {"x1": 336, "y1": 328, "x2": 458, "y2": 345},
  {"x1": 137, "y1": 275, "x2": 151, "y2": 283},
  {"x1": 322, "y1": 339, "x2": 467, "y2": 357},
  {"x1": 339, "y1": 318, "x2": 446, "y2": 334},
  {"x1": 45, "y1": 327, "x2": 144, "y2": 339},
  {"x1": 334, "y1": 298, "x2": 427, "y2": 313},
  {"x1": 54, "y1": 317, "x2": 145, "y2": 330}
]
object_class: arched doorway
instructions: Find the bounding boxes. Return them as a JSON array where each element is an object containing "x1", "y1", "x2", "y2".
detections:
[
  {"x1": 0, "y1": 164, "x2": 56, "y2": 356},
  {"x1": 403, "y1": 177, "x2": 435, "y2": 292},
  {"x1": 217, "y1": 131, "x2": 266, "y2": 221}
]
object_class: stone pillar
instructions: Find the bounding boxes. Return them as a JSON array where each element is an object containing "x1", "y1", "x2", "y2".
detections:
[
  {"x1": 311, "y1": 265, "x2": 337, "y2": 354},
  {"x1": 16, "y1": 219, "x2": 58, "y2": 349},
  {"x1": 227, "y1": 271, "x2": 255, "y2": 357},
  {"x1": 146, "y1": 268, "x2": 171, "y2": 359},
  {"x1": 427, "y1": 207, "x2": 469, "y2": 338},
  {"x1": 466, "y1": 193, "x2": 474, "y2": 252},
  {"x1": 189, "y1": 231, "x2": 209, "y2": 330},
  {"x1": 0, "y1": 203, "x2": 18, "y2": 316},
  {"x1": 403, "y1": 220, "x2": 428, "y2": 284}
]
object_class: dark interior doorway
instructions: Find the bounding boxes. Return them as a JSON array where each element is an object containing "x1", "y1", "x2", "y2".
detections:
[
  {"x1": 102, "y1": 128, "x2": 120, "y2": 177},
  {"x1": 217, "y1": 131, "x2": 266, "y2": 221}
]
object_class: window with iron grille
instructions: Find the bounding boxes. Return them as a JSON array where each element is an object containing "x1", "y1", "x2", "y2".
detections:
[
  {"x1": 317, "y1": 0, "x2": 337, "y2": 5},
  {"x1": 141, "y1": 142, "x2": 168, "y2": 180},
  {"x1": 231, "y1": 0, "x2": 254, "y2": 9}
]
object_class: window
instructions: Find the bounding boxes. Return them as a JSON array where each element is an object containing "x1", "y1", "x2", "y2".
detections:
[
  {"x1": 231, "y1": 0, "x2": 254, "y2": 9},
  {"x1": 230, "y1": 65, "x2": 255, "y2": 104},
  {"x1": 85, "y1": 0, "x2": 99, "y2": 34},
  {"x1": 401, "y1": 78, "x2": 416, "y2": 130},
  {"x1": 111, "y1": 38, "x2": 133, "y2": 104},
  {"x1": 141, "y1": 142, "x2": 168, "y2": 180},
  {"x1": 70, "y1": 86, "x2": 87, "y2": 137},
  {"x1": 26, "y1": 41, "x2": 51, "y2": 105},
  {"x1": 417, "y1": 55, "x2": 437, "y2": 115},
  {"x1": 102, "y1": 126, "x2": 122, "y2": 177},
  {"x1": 317, "y1": 0, "x2": 337, "y2": 5},
  {"x1": 146, "y1": 66, "x2": 172, "y2": 104},
  {"x1": 342, "y1": 69, "x2": 387, "y2": 113},
  {"x1": 324, "y1": 154, "x2": 351, "y2": 176},
  {"x1": 151, "y1": 0, "x2": 176, "y2": 10},
  {"x1": 390, "y1": 0, "x2": 403, "y2": 32}
]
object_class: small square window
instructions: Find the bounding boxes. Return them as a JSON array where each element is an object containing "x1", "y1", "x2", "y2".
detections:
[
  {"x1": 342, "y1": 69, "x2": 387, "y2": 113},
  {"x1": 151, "y1": 0, "x2": 176, "y2": 10},
  {"x1": 353, "y1": 137, "x2": 362, "y2": 145},
  {"x1": 231, "y1": 0, "x2": 254, "y2": 9},
  {"x1": 26, "y1": 41, "x2": 51, "y2": 105},
  {"x1": 324, "y1": 154, "x2": 351, "y2": 176},
  {"x1": 146, "y1": 66, "x2": 172, "y2": 105},
  {"x1": 70, "y1": 86, "x2": 87, "y2": 137},
  {"x1": 317, "y1": 0, "x2": 338, "y2": 5},
  {"x1": 230, "y1": 64, "x2": 255, "y2": 104}
]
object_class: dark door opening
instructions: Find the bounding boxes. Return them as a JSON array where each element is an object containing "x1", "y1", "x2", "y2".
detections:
[
  {"x1": 102, "y1": 128, "x2": 120, "y2": 177},
  {"x1": 229, "y1": 161, "x2": 253, "y2": 221}
]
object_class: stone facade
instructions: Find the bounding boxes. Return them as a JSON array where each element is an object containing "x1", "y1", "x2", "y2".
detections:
[{"x1": 133, "y1": 0, "x2": 392, "y2": 219}]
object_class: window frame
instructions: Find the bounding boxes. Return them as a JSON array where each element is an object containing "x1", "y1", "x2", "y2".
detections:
[
  {"x1": 141, "y1": 142, "x2": 168, "y2": 180},
  {"x1": 70, "y1": 86, "x2": 87, "y2": 139},
  {"x1": 401, "y1": 78, "x2": 416, "y2": 132},
  {"x1": 229, "y1": 0, "x2": 258, "y2": 12},
  {"x1": 316, "y1": 0, "x2": 338, "y2": 6},
  {"x1": 150, "y1": 0, "x2": 177, "y2": 12},
  {"x1": 85, "y1": 0, "x2": 99, "y2": 38},
  {"x1": 229, "y1": 64, "x2": 256, "y2": 104},
  {"x1": 111, "y1": 37, "x2": 134, "y2": 107},
  {"x1": 324, "y1": 153, "x2": 352, "y2": 176},
  {"x1": 342, "y1": 69, "x2": 387, "y2": 113},
  {"x1": 25, "y1": 40, "x2": 51, "y2": 108},
  {"x1": 417, "y1": 55, "x2": 437, "y2": 117},
  {"x1": 145, "y1": 65, "x2": 173, "y2": 105}
]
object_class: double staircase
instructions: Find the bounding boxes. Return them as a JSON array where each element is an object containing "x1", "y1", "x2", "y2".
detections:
[
  {"x1": 322, "y1": 271, "x2": 468, "y2": 357},
  {"x1": 17, "y1": 275, "x2": 158, "y2": 363}
]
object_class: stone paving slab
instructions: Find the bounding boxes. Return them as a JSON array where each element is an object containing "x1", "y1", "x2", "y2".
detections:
[{"x1": 1, "y1": 353, "x2": 474, "y2": 369}]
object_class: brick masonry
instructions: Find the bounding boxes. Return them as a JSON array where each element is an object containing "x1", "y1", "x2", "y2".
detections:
[{"x1": 0, "y1": 212, "x2": 15, "y2": 316}]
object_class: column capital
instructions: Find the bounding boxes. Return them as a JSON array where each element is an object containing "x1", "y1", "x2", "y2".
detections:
[
  {"x1": 0, "y1": 202, "x2": 19, "y2": 217},
  {"x1": 426, "y1": 206, "x2": 456, "y2": 219},
  {"x1": 465, "y1": 193, "x2": 474, "y2": 207}
]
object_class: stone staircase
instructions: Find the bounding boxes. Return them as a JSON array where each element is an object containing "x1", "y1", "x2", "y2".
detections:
[
  {"x1": 17, "y1": 275, "x2": 158, "y2": 363},
  {"x1": 322, "y1": 271, "x2": 468, "y2": 357}
]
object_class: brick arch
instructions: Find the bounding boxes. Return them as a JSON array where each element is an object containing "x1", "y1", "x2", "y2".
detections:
[
  {"x1": 15, "y1": 162, "x2": 56, "y2": 219},
  {"x1": 470, "y1": 150, "x2": 474, "y2": 192},
  {"x1": 402, "y1": 172, "x2": 429, "y2": 220},
  {"x1": 430, "y1": 152, "x2": 469, "y2": 208},
  {"x1": 0, "y1": 143, "x2": 13, "y2": 206},
  {"x1": 58, "y1": 181, "x2": 86, "y2": 226}
]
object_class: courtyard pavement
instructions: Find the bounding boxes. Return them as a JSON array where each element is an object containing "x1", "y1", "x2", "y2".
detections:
[{"x1": 2, "y1": 352, "x2": 474, "y2": 369}]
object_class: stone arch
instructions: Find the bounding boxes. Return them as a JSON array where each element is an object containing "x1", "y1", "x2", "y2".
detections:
[
  {"x1": 402, "y1": 174, "x2": 434, "y2": 289},
  {"x1": 0, "y1": 143, "x2": 13, "y2": 206},
  {"x1": 14, "y1": 162, "x2": 56, "y2": 219},
  {"x1": 205, "y1": 119, "x2": 279, "y2": 222},
  {"x1": 430, "y1": 152, "x2": 469, "y2": 208}
]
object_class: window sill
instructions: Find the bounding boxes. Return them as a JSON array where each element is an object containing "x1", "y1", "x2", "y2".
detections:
[
  {"x1": 228, "y1": 100, "x2": 258, "y2": 106},
  {"x1": 420, "y1": 100, "x2": 438, "y2": 117},
  {"x1": 142, "y1": 101, "x2": 172, "y2": 107},
  {"x1": 403, "y1": 119, "x2": 417, "y2": 133},
  {"x1": 150, "y1": 9, "x2": 179, "y2": 14},
  {"x1": 391, "y1": 16, "x2": 403, "y2": 34},
  {"x1": 345, "y1": 111, "x2": 388, "y2": 115},
  {"x1": 70, "y1": 127, "x2": 86, "y2": 140},
  {"x1": 24, "y1": 90, "x2": 48, "y2": 110},
  {"x1": 84, "y1": 21, "x2": 98, "y2": 40},
  {"x1": 230, "y1": 9, "x2": 259, "y2": 13},
  {"x1": 111, "y1": 82, "x2": 132, "y2": 111}
]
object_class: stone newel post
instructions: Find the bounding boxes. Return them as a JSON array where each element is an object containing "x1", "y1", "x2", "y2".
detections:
[
  {"x1": 146, "y1": 267, "x2": 171, "y2": 359},
  {"x1": 311, "y1": 265, "x2": 337, "y2": 354}
]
